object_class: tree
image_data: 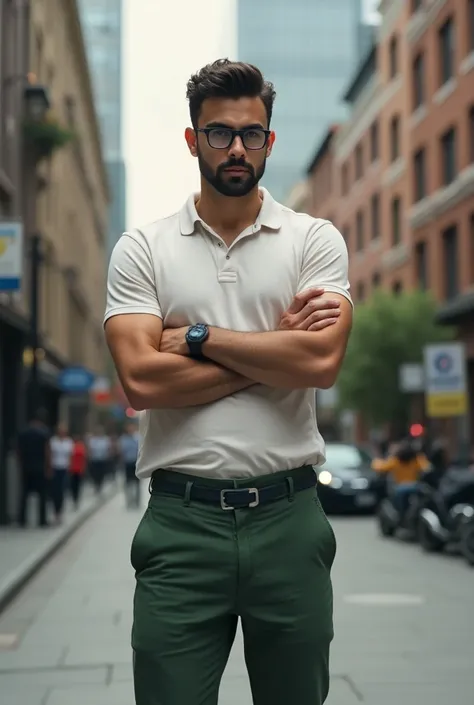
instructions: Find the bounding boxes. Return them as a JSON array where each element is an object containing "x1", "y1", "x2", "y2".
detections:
[{"x1": 337, "y1": 290, "x2": 455, "y2": 429}]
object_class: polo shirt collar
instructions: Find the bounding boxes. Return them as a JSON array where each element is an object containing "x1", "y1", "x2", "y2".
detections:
[{"x1": 179, "y1": 187, "x2": 282, "y2": 235}]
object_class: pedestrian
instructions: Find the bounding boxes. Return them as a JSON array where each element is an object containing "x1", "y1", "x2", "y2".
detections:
[
  {"x1": 119, "y1": 423, "x2": 141, "y2": 508},
  {"x1": 49, "y1": 423, "x2": 74, "y2": 524},
  {"x1": 87, "y1": 426, "x2": 111, "y2": 495},
  {"x1": 104, "y1": 59, "x2": 352, "y2": 705},
  {"x1": 17, "y1": 408, "x2": 51, "y2": 527},
  {"x1": 69, "y1": 435, "x2": 87, "y2": 509}
]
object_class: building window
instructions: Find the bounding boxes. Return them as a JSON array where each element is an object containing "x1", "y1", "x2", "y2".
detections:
[
  {"x1": 342, "y1": 163, "x2": 349, "y2": 195},
  {"x1": 442, "y1": 225, "x2": 459, "y2": 299},
  {"x1": 389, "y1": 35, "x2": 398, "y2": 78},
  {"x1": 412, "y1": 52, "x2": 425, "y2": 109},
  {"x1": 440, "y1": 127, "x2": 457, "y2": 185},
  {"x1": 469, "y1": 105, "x2": 474, "y2": 163},
  {"x1": 469, "y1": 0, "x2": 474, "y2": 52},
  {"x1": 392, "y1": 281, "x2": 403, "y2": 295},
  {"x1": 390, "y1": 115, "x2": 400, "y2": 162},
  {"x1": 413, "y1": 148, "x2": 426, "y2": 202},
  {"x1": 357, "y1": 282, "x2": 365, "y2": 302},
  {"x1": 370, "y1": 121, "x2": 379, "y2": 161},
  {"x1": 470, "y1": 214, "x2": 474, "y2": 284},
  {"x1": 391, "y1": 197, "x2": 401, "y2": 246},
  {"x1": 371, "y1": 193, "x2": 380, "y2": 239},
  {"x1": 356, "y1": 210, "x2": 364, "y2": 251},
  {"x1": 355, "y1": 143, "x2": 363, "y2": 179},
  {"x1": 438, "y1": 17, "x2": 455, "y2": 86},
  {"x1": 372, "y1": 272, "x2": 381, "y2": 289},
  {"x1": 415, "y1": 241, "x2": 428, "y2": 290}
]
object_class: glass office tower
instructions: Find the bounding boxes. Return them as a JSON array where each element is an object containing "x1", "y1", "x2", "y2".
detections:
[
  {"x1": 79, "y1": 0, "x2": 126, "y2": 253},
  {"x1": 238, "y1": 0, "x2": 368, "y2": 201}
]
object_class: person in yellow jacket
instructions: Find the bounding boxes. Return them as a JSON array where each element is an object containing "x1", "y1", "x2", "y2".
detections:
[{"x1": 372, "y1": 438, "x2": 430, "y2": 515}]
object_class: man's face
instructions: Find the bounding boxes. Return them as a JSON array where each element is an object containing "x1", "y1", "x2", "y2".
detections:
[{"x1": 185, "y1": 96, "x2": 275, "y2": 198}]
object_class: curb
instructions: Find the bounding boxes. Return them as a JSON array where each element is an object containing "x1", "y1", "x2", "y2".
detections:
[{"x1": 0, "y1": 485, "x2": 118, "y2": 614}]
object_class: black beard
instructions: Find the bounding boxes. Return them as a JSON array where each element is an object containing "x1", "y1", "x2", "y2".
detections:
[{"x1": 197, "y1": 151, "x2": 266, "y2": 198}]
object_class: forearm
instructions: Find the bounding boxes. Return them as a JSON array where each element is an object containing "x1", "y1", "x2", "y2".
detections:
[
  {"x1": 125, "y1": 352, "x2": 253, "y2": 410},
  {"x1": 202, "y1": 328, "x2": 337, "y2": 389}
]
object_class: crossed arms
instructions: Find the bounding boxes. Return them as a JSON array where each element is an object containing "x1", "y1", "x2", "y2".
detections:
[{"x1": 104, "y1": 288, "x2": 352, "y2": 411}]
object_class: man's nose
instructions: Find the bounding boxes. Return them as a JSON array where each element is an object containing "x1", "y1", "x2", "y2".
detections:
[{"x1": 228, "y1": 136, "x2": 246, "y2": 159}]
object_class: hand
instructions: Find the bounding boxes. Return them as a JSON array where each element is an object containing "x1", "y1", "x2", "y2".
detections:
[
  {"x1": 160, "y1": 327, "x2": 189, "y2": 356},
  {"x1": 279, "y1": 287, "x2": 341, "y2": 332}
]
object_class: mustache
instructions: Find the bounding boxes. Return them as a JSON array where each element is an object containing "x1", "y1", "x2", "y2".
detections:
[{"x1": 218, "y1": 159, "x2": 254, "y2": 174}]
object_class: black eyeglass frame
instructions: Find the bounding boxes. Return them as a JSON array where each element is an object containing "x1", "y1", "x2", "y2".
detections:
[{"x1": 196, "y1": 127, "x2": 271, "y2": 150}]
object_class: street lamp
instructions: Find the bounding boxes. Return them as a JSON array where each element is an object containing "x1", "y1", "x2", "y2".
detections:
[{"x1": 23, "y1": 83, "x2": 50, "y2": 122}]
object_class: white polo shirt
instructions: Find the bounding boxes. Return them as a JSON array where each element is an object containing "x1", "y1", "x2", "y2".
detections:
[{"x1": 105, "y1": 188, "x2": 351, "y2": 480}]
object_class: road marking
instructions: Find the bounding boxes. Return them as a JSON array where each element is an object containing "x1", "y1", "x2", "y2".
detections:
[
  {"x1": 0, "y1": 633, "x2": 19, "y2": 649},
  {"x1": 343, "y1": 593, "x2": 425, "y2": 606}
]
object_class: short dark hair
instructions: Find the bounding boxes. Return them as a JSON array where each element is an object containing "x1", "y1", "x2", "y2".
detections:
[{"x1": 186, "y1": 58, "x2": 276, "y2": 128}]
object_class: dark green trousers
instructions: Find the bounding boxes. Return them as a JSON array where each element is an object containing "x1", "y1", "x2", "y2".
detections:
[{"x1": 131, "y1": 466, "x2": 336, "y2": 705}]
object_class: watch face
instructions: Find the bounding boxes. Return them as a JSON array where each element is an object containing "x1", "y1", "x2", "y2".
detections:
[{"x1": 187, "y1": 324, "x2": 208, "y2": 343}]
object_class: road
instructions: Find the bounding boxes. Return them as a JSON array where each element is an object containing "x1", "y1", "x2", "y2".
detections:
[{"x1": 0, "y1": 493, "x2": 473, "y2": 705}]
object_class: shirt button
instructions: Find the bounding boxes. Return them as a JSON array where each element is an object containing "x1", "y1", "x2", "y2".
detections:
[
  {"x1": 217, "y1": 242, "x2": 222, "y2": 247},
  {"x1": 226, "y1": 255, "x2": 230, "y2": 260}
]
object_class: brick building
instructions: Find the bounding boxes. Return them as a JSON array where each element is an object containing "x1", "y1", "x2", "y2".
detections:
[{"x1": 302, "y1": 0, "x2": 474, "y2": 445}]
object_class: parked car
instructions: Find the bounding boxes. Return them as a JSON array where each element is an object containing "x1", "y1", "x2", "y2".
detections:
[{"x1": 315, "y1": 443, "x2": 378, "y2": 514}]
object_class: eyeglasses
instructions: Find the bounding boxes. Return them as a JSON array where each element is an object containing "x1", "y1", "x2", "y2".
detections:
[{"x1": 196, "y1": 127, "x2": 270, "y2": 150}]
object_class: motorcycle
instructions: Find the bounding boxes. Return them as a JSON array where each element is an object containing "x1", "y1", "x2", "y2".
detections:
[
  {"x1": 376, "y1": 467, "x2": 440, "y2": 540},
  {"x1": 418, "y1": 467, "x2": 474, "y2": 553}
]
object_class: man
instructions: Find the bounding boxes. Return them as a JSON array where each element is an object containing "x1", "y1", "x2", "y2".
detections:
[
  {"x1": 17, "y1": 409, "x2": 51, "y2": 527},
  {"x1": 105, "y1": 59, "x2": 352, "y2": 705},
  {"x1": 119, "y1": 422, "x2": 141, "y2": 508},
  {"x1": 86, "y1": 426, "x2": 111, "y2": 495}
]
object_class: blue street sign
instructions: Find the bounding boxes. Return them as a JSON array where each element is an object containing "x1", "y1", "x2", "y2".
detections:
[
  {"x1": 0, "y1": 221, "x2": 23, "y2": 292},
  {"x1": 58, "y1": 366, "x2": 96, "y2": 394}
]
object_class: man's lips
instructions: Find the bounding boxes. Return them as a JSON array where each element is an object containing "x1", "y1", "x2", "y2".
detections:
[{"x1": 224, "y1": 167, "x2": 249, "y2": 173}]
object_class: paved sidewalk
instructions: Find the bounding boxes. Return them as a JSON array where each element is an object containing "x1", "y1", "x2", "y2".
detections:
[{"x1": 0, "y1": 480, "x2": 118, "y2": 613}]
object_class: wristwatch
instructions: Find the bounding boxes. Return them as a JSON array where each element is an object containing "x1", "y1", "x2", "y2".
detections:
[{"x1": 185, "y1": 323, "x2": 209, "y2": 358}]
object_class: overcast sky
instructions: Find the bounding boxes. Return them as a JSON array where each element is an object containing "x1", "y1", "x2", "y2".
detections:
[
  {"x1": 123, "y1": 0, "x2": 236, "y2": 227},
  {"x1": 123, "y1": 0, "x2": 378, "y2": 228}
]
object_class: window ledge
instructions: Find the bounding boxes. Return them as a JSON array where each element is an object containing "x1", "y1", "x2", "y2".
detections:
[
  {"x1": 382, "y1": 157, "x2": 406, "y2": 187},
  {"x1": 410, "y1": 105, "x2": 427, "y2": 128},
  {"x1": 409, "y1": 164, "x2": 474, "y2": 229},
  {"x1": 460, "y1": 51, "x2": 474, "y2": 76},
  {"x1": 433, "y1": 78, "x2": 457, "y2": 106},
  {"x1": 382, "y1": 242, "x2": 409, "y2": 272}
]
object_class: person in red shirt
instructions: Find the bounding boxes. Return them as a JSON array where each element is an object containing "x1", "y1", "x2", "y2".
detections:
[{"x1": 70, "y1": 436, "x2": 87, "y2": 509}]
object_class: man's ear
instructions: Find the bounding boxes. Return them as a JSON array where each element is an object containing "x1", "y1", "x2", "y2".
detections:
[
  {"x1": 185, "y1": 127, "x2": 198, "y2": 157},
  {"x1": 266, "y1": 130, "x2": 276, "y2": 158}
]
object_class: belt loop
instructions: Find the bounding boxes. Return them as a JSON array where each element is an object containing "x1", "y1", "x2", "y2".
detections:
[
  {"x1": 285, "y1": 476, "x2": 295, "y2": 502},
  {"x1": 184, "y1": 481, "x2": 193, "y2": 507}
]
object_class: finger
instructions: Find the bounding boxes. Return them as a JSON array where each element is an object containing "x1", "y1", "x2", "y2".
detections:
[
  {"x1": 298, "y1": 307, "x2": 340, "y2": 328},
  {"x1": 286, "y1": 288, "x2": 325, "y2": 314},
  {"x1": 307, "y1": 318, "x2": 339, "y2": 332},
  {"x1": 301, "y1": 298, "x2": 341, "y2": 317}
]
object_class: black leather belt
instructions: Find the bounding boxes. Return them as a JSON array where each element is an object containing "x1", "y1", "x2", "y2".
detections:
[{"x1": 150, "y1": 467, "x2": 317, "y2": 510}]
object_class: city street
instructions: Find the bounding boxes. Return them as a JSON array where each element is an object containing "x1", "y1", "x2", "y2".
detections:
[{"x1": 0, "y1": 493, "x2": 473, "y2": 705}]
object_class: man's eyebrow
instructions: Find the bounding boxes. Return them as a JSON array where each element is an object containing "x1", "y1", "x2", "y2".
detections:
[{"x1": 204, "y1": 122, "x2": 266, "y2": 129}]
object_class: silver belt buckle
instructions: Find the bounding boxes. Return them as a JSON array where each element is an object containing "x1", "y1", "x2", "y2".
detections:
[{"x1": 220, "y1": 487, "x2": 260, "y2": 510}]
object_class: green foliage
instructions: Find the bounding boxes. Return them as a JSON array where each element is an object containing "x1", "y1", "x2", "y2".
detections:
[
  {"x1": 23, "y1": 115, "x2": 75, "y2": 158},
  {"x1": 337, "y1": 290, "x2": 455, "y2": 426}
]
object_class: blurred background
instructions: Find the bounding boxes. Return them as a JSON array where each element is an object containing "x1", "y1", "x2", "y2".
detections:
[{"x1": 0, "y1": 1, "x2": 473, "y2": 704}]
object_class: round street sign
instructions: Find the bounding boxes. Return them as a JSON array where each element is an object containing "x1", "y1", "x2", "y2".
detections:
[{"x1": 58, "y1": 366, "x2": 95, "y2": 394}]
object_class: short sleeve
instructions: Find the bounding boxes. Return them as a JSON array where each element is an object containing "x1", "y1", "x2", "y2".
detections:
[
  {"x1": 104, "y1": 229, "x2": 162, "y2": 325},
  {"x1": 297, "y1": 221, "x2": 352, "y2": 305}
]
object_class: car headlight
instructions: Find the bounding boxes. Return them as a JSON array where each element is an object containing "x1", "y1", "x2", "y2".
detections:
[
  {"x1": 351, "y1": 477, "x2": 369, "y2": 490},
  {"x1": 318, "y1": 471, "x2": 343, "y2": 489}
]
